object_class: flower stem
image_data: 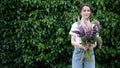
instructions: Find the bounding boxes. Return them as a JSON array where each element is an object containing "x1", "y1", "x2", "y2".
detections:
[
  {"x1": 85, "y1": 49, "x2": 92, "y2": 62},
  {"x1": 80, "y1": 51, "x2": 85, "y2": 63}
]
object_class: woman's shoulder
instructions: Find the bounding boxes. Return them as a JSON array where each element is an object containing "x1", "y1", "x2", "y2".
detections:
[{"x1": 71, "y1": 22, "x2": 79, "y2": 27}]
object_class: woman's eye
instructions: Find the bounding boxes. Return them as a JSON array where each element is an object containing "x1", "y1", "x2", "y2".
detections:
[
  {"x1": 87, "y1": 10, "x2": 90, "y2": 12},
  {"x1": 83, "y1": 10, "x2": 90, "y2": 12},
  {"x1": 83, "y1": 10, "x2": 86, "y2": 12}
]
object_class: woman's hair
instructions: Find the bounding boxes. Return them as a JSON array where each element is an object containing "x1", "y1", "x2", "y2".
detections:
[{"x1": 79, "y1": 3, "x2": 92, "y2": 13}]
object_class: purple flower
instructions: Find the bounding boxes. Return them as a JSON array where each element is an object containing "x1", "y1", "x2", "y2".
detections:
[
  {"x1": 93, "y1": 25, "x2": 100, "y2": 32},
  {"x1": 85, "y1": 31, "x2": 93, "y2": 42},
  {"x1": 72, "y1": 26, "x2": 85, "y2": 37}
]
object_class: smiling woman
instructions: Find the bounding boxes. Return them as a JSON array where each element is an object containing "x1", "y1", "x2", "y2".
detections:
[{"x1": 69, "y1": 3, "x2": 98, "y2": 68}]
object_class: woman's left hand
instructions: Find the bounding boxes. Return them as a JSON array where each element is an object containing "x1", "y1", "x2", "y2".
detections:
[{"x1": 89, "y1": 43, "x2": 97, "y2": 49}]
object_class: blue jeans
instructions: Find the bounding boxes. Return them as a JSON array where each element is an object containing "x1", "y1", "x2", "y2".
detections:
[{"x1": 72, "y1": 48, "x2": 95, "y2": 68}]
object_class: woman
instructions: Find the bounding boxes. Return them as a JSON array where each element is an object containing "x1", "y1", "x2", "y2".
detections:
[{"x1": 69, "y1": 3, "x2": 97, "y2": 68}]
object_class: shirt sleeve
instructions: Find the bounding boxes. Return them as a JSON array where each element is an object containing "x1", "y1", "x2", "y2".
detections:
[
  {"x1": 69, "y1": 22, "x2": 82, "y2": 44},
  {"x1": 69, "y1": 22, "x2": 78, "y2": 36}
]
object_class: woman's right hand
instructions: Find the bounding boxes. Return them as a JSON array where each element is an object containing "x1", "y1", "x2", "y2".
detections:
[
  {"x1": 80, "y1": 45, "x2": 88, "y2": 51},
  {"x1": 71, "y1": 35, "x2": 88, "y2": 51}
]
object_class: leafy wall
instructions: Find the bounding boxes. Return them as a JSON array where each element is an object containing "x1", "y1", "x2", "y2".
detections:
[{"x1": 0, "y1": 0, "x2": 120, "y2": 68}]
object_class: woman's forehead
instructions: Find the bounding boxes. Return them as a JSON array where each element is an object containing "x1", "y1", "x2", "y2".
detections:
[{"x1": 82, "y1": 6, "x2": 91, "y2": 10}]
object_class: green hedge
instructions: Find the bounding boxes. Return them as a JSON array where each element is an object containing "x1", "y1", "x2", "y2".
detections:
[{"x1": 0, "y1": 0, "x2": 120, "y2": 68}]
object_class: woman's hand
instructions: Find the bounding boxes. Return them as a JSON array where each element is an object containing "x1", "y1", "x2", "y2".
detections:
[
  {"x1": 71, "y1": 35, "x2": 88, "y2": 50},
  {"x1": 80, "y1": 45, "x2": 88, "y2": 51},
  {"x1": 89, "y1": 43, "x2": 97, "y2": 49}
]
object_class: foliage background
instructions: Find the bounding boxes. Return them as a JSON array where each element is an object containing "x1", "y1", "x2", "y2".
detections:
[{"x1": 0, "y1": 0, "x2": 120, "y2": 68}]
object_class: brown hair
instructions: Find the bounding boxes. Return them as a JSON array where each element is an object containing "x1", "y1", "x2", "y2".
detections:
[{"x1": 79, "y1": 3, "x2": 92, "y2": 13}]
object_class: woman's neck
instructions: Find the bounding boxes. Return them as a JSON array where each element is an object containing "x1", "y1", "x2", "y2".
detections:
[{"x1": 81, "y1": 17, "x2": 89, "y2": 21}]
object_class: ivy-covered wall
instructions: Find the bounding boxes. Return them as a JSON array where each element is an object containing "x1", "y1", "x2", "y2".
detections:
[{"x1": 0, "y1": 0, "x2": 120, "y2": 68}]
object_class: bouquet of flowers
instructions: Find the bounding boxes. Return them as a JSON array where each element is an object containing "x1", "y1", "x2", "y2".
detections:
[
  {"x1": 72, "y1": 20, "x2": 102, "y2": 63},
  {"x1": 91, "y1": 20, "x2": 102, "y2": 49}
]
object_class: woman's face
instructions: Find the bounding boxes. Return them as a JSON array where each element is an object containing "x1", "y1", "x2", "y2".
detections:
[{"x1": 80, "y1": 6, "x2": 91, "y2": 19}]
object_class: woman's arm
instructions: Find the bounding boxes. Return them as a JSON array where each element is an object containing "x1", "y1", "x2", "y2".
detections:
[{"x1": 71, "y1": 35, "x2": 87, "y2": 50}]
